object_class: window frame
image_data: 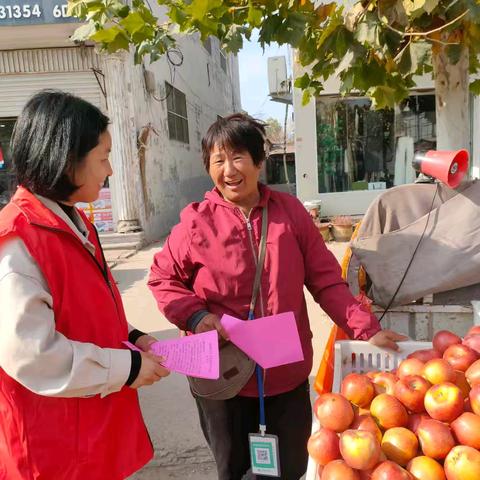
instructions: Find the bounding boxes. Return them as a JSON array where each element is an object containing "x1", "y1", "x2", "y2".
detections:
[
  {"x1": 219, "y1": 48, "x2": 227, "y2": 73},
  {"x1": 165, "y1": 82, "x2": 189, "y2": 144}
]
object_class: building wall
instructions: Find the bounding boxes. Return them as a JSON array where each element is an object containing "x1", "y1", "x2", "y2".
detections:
[
  {"x1": 128, "y1": 32, "x2": 241, "y2": 240},
  {"x1": 0, "y1": 8, "x2": 242, "y2": 241}
]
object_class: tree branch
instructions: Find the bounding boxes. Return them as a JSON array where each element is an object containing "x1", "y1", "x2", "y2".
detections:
[
  {"x1": 379, "y1": 9, "x2": 468, "y2": 38},
  {"x1": 393, "y1": 38, "x2": 411, "y2": 62}
]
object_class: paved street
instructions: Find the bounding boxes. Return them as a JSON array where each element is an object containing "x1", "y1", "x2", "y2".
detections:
[{"x1": 106, "y1": 241, "x2": 347, "y2": 479}]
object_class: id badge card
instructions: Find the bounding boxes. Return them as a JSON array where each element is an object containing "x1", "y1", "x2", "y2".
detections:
[{"x1": 249, "y1": 433, "x2": 281, "y2": 477}]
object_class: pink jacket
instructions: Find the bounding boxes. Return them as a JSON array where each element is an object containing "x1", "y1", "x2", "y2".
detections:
[{"x1": 149, "y1": 185, "x2": 381, "y2": 396}]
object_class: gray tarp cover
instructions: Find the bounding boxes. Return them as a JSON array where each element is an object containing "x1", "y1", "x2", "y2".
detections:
[{"x1": 350, "y1": 180, "x2": 480, "y2": 308}]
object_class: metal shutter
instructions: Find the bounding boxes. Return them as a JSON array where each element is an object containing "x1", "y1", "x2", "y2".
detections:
[{"x1": 0, "y1": 47, "x2": 104, "y2": 117}]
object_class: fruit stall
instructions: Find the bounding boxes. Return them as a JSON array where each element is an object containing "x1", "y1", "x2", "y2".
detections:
[{"x1": 306, "y1": 328, "x2": 480, "y2": 479}]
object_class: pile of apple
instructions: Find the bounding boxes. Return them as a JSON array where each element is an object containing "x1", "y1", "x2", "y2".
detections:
[{"x1": 308, "y1": 327, "x2": 480, "y2": 479}]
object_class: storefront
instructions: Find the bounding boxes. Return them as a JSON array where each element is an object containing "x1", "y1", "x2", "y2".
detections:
[
  {"x1": 0, "y1": 1, "x2": 116, "y2": 231},
  {"x1": 0, "y1": 47, "x2": 113, "y2": 230},
  {"x1": 315, "y1": 93, "x2": 436, "y2": 195},
  {"x1": 293, "y1": 68, "x2": 478, "y2": 216}
]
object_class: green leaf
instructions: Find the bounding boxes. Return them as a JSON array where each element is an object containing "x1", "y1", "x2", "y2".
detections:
[
  {"x1": 423, "y1": 0, "x2": 439, "y2": 14},
  {"x1": 91, "y1": 26, "x2": 123, "y2": 43},
  {"x1": 339, "y1": 69, "x2": 354, "y2": 94},
  {"x1": 169, "y1": 5, "x2": 189, "y2": 27},
  {"x1": 470, "y1": 79, "x2": 480, "y2": 95},
  {"x1": 294, "y1": 73, "x2": 311, "y2": 89},
  {"x1": 247, "y1": 5, "x2": 263, "y2": 27},
  {"x1": 302, "y1": 88, "x2": 316, "y2": 105},
  {"x1": 398, "y1": 41, "x2": 431, "y2": 75},
  {"x1": 354, "y1": 13, "x2": 380, "y2": 47},
  {"x1": 224, "y1": 25, "x2": 244, "y2": 53},
  {"x1": 351, "y1": 60, "x2": 387, "y2": 91},
  {"x1": 446, "y1": 44, "x2": 463, "y2": 65},
  {"x1": 117, "y1": 5, "x2": 130, "y2": 18},
  {"x1": 106, "y1": 32, "x2": 130, "y2": 53},
  {"x1": 120, "y1": 12, "x2": 146, "y2": 36},
  {"x1": 259, "y1": 15, "x2": 283, "y2": 43},
  {"x1": 377, "y1": 0, "x2": 408, "y2": 27},
  {"x1": 368, "y1": 85, "x2": 397, "y2": 109},
  {"x1": 186, "y1": 0, "x2": 222, "y2": 21},
  {"x1": 402, "y1": 0, "x2": 425, "y2": 15}
]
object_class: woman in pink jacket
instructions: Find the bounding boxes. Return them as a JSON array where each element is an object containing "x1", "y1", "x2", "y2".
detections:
[{"x1": 148, "y1": 113, "x2": 405, "y2": 479}]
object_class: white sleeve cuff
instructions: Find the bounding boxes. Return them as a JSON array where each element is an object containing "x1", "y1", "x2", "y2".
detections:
[{"x1": 101, "y1": 348, "x2": 132, "y2": 398}]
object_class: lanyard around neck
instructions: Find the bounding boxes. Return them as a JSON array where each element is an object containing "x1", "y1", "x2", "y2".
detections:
[{"x1": 247, "y1": 206, "x2": 268, "y2": 435}]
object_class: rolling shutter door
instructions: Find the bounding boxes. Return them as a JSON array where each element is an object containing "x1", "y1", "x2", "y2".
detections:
[{"x1": 0, "y1": 47, "x2": 105, "y2": 117}]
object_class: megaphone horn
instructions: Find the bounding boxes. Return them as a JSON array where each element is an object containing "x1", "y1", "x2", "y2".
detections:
[{"x1": 412, "y1": 149, "x2": 469, "y2": 189}]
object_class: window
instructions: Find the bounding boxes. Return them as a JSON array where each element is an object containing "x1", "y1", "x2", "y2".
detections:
[
  {"x1": 219, "y1": 48, "x2": 227, "y2": 73},
  {"x1": 315, "y1": 94, "x2": 436, "y2": 193},
  {"x1": 0, "y1": 119, "x2": 16, "y2": 210},
  {"x1": 166, "y1": 83, "x2": 189, "y2": 144},
  {"x1": 203, "y1": 37, "x2": 212, "y2": 54}
]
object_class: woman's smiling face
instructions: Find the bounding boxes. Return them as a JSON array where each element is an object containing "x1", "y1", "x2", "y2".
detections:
[
  {"x1": 208, "y1": 142, "x2": 262, "y2": 210},
  {"x1": 67, "y1": 130, "x2": 113, "y2": 205}
]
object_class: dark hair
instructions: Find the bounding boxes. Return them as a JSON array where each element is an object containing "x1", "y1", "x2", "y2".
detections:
[
  {"x1": 11, "y1": 89, "x2": 109, "y2": 201},
  {"x1": 201, "y1": 113, "x2": 267, "y2": 171}
]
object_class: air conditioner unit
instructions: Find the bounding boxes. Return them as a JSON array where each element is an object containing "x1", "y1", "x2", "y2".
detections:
[{"x1": 267, "y1": 56, "x2": 289, "y2": 95}]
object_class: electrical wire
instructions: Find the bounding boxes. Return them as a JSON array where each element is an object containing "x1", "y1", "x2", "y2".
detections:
[
  {"x1": 378, "y1": 182, "x2": 440, "y2": 322},
  {"x1": 149, "y1": 48, "x2": 184, "y2": 102}
]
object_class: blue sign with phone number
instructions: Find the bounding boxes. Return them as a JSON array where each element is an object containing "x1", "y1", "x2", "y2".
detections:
[{"x1": 0, "y1": 0, "x2": 78, "y2": 26}]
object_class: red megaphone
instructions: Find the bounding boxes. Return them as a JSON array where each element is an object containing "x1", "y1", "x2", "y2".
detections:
[{"x1": 413, "y1": 149, "x2": 469, "y2": 188}]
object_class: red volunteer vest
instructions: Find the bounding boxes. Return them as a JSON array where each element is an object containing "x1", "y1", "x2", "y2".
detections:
[{"x1": 0, "y1": 187, "x2": 153, "y2": 480}]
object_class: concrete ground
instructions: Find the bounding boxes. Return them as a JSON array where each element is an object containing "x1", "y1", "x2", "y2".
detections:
[{"x1": 106, "y1": 241, "x2": 348, "y2": 479}]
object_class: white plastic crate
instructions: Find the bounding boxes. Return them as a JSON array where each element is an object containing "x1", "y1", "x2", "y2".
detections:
[{"x1": 305, "y1": 340, "x2": 431, "y2": 480}]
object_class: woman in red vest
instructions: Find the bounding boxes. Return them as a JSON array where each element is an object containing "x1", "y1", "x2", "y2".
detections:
[{"x1": 0, "y1": 90, "x2": 169, "y2": 479}]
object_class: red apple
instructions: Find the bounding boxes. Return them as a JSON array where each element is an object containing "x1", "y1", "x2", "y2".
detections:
[
  {"x1": 432, "y1": 330, "x2": 461, "y2": 355},
  {"x1": 407, "y1": 413, "x2": 430, "y2": 434},
  {"x1": 314, "y1": 393, "x2": 354, "y2": 433},
  {"x1": 397, "y1": 358, "x2": 425, "y2": 379},
  {"x1": 339, "y1": 429, "x2": 382, "y2": 470},
  {"x1": 443, "y1": 344, "x2": 479, "y2": 372},
  {"x1": 341, "y1": 373, "x2": 375, "y2": 407},
  {"x1": 424, "y1": 382, "x2": 464, "y2": 423},
  {"x1": 307, "y1": 428, "x2": 341, "y2": 466},
  {"x1": 370, "y1": 394, "x2": 408, "y2": 430},
  {"x1": 394, "y1": 375, "x2": 430, "y2": 413},
  {"x1": 372, "y1": 372, "x2": 397, "y2": 396},
  {"x1": 455, "y1": 370, "x2": 472, "y2": 398},
  {"x1": 466, "y1": 359, "x2": 480, "y2": 387},
  {"x1": 351, "y1": 414, "x2": 383, "y2": 444},
  {"x1": 451, "y1": 412, "x2": 480, "y2": 449},
  {"x1": 468, "y1": 326, "x2": 480, "y2": 336},
  {"x1": 416, "y1": 418, "x2": 455, "y2": 460},
  {"x1": 463, "y1": 334, "x2": 480, "y2": 355},
  {"x1": 352, "y1": 404, "x2": 371, "y2": 419},
  {"x1": 371, "y1": 460, "x2": 414, "y2": 479},
  {"x1": 381, "y1": 427, "x2": 418, "y2": 466},
  {"x1": 469, "y1": 384, "x2": 480, "y2": 415},
  {"x1": 358, "y1": 469, "x2": 374, "y2": 480},
  {"x1": 321, "y1": 459, "x2": 360, "y2": 480},
  {"x1": 407, "y1": 349, "x2": 442, "y2": 363},
  {"x1": 444, "y1": 445, "x2": 480, "y2": 480},
  {"x1": 422, "y1": 358, "x2": 456, "y2": 385},
  {"x1": 406, "y1": 456, "x2": 446, "y2": 480}
]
